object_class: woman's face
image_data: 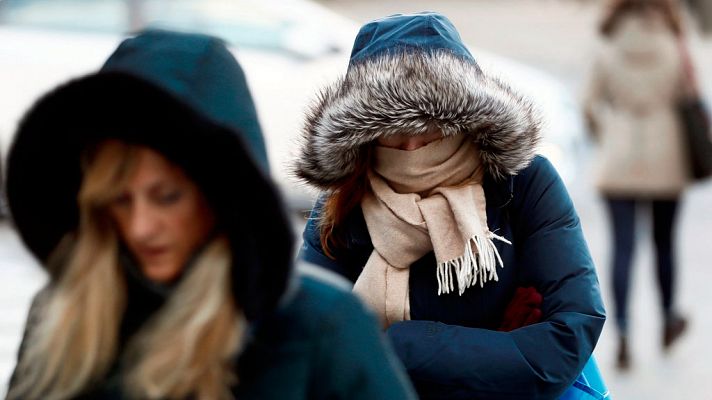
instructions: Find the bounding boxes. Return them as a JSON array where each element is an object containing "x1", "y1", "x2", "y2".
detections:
[
  {"x1": 376, "y1": 130, "x2": 443, "y2": 151},
  {"x1": 108, "y1": 147, "x2": 215, "y2": 283}
]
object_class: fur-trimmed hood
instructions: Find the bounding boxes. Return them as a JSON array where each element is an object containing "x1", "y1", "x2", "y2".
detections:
[
  {"x1": 6, "y1": 30, "x2": 293, "y2": 321},
  {"x1": 295, "y1": 12, "x2": 541, "y2": 188}
]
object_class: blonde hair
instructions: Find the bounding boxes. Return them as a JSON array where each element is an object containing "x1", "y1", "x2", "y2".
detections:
[
  {"x1": 8, "y1": 141, "x2": 245, "y2": 400},
  {"x1": 315, "y1": 145, "x2": 371, "y2": 259}
]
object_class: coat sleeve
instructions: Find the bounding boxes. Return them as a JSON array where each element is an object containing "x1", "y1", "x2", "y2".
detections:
[
  {"x1": 6, "y1": 287, "x2": 49, "y2": 396},
  {"x1": 313, "y1": 287, "x2": 418, "y2": 400},
  {"x1": 298, "y1": 208, "x2": 347, "y2": 275},
  {"x1": 385, "y1": 157, "x2": 606, "y2": 400}
]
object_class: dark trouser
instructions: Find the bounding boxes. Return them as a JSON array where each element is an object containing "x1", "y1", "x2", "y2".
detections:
[{"x1": 605, "y1": 197, "x2": 680, "y2": 334}]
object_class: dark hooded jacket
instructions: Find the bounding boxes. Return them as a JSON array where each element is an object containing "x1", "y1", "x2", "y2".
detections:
[
  {"x1": 5, "y1": 30, "x2": 415, "y2": 399},
  {"x1": 296, "y1": 13, "x2": 607, "y2": 400}
]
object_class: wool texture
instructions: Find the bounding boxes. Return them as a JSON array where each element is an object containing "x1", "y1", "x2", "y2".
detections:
[{"x1": 354, "y1": 136, "x2": 509, "y2": 326}]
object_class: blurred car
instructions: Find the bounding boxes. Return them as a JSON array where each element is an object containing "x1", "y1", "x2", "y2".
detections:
[{"x1": 0, "y1": 0, "x2": 587, "y2": 216}]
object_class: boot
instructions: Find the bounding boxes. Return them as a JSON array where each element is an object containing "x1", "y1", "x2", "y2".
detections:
[
  {"x1": 616, "y1": 335, "x2": 631, "y2": 370},
  {"x1": 663, "y1": 315, "x2": 688, "y2": 350}
]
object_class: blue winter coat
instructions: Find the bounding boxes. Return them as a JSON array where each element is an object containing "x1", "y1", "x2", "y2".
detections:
[
  {"x1": 293, "y1": 12, "x2": 606, "y2": 399},
  {"x1": 300, "y1": 156, "x2": 606, "y2": 399},
  {"x1": 235, "y1": 266, "x2": 417, "y2": 400}
]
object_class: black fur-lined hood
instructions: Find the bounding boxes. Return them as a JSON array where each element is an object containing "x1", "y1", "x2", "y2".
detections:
[
  {"x1": 6, "y1": 30, "x2": 292, "y2": 321},
  {"x1": 295, "y1": 12, "x2": 541, "y2": 188}
]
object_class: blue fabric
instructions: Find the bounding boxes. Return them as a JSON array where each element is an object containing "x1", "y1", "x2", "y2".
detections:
[
  {"x1": 103, "y1": 30, "x2": 269, "y2": 172},
  {"x1": 64, "y1": 275, "x2": 417, "y2": 399},
  {"x1": 349, "y1": 12, "x2": 476, "y2": 67},
  {"x1": 299, "y1": 156, "x2": 606, "y2": 400},
  {"x1": 605, "y1": 198, "x2": 636, "y2": 334},
  {"x1": 234, "y1": 275, "x2": 417, "y2": 399},
  {"x1": 559, "y1": 357, "x2": 610, "y2": 400}
]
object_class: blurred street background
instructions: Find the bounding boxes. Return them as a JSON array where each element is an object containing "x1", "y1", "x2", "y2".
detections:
[{"x1": 1, "y1": 0, "x2": 711, "y2": 398}]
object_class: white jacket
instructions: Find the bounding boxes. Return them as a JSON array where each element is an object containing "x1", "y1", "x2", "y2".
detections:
[{"x1": 585, "y1": 14, "x2": 691, "y2": 198}]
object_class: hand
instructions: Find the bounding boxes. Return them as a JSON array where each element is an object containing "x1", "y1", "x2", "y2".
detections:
[{"x1": 498, "y1": 287, "x2": 543, "y2": 332}]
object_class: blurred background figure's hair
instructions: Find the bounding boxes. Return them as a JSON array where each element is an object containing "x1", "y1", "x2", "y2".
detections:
[{"x1": 600, "y1": 0, "x2": 683, "y2": 37}]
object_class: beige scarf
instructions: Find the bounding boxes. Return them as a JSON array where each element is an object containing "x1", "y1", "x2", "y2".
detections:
[{"x1": 353, "y1": 135, "x2": 510, "y2": 327}]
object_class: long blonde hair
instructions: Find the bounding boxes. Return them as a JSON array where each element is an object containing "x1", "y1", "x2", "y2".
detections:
[{"x1": 8, "y1": 141, "x2": 245, "y2": 400}]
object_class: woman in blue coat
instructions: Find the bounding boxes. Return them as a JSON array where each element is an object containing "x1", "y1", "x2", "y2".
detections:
[
  {"x1": 296, "y1": 12, "x2": 607, "y2": 400},
  {"x1": 5, "y1": 30, "x2": 415, "y2": 399}
]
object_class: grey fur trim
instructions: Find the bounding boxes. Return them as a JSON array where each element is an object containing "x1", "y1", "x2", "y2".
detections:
[{"x1": 295, "y1": 51, "x2": 541, "y2": 188}]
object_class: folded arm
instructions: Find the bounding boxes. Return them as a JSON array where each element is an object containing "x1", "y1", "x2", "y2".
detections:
[{"x1": 386, "y1": 158, "x2": 605, "y2": 399}]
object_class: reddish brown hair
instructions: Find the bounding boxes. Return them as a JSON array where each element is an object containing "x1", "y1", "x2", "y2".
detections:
[
  {"x1": 319, "y1": 146, "x2": 373, "y2": 258},
  {"x1": 319, "y1": 125, "x2": 445, "y2": 256},
  {"x1": 600, "y1": 0, "x2": 683, "y2": 37}
]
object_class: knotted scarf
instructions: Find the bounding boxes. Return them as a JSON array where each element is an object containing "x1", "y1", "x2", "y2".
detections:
[{"x1": 353, "y1": 135, "x2": 510, "y2": 327}]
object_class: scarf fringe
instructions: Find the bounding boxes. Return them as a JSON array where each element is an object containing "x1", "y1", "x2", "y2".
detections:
[{"x1": 437, "y1": 232, "x2": 511, "y2": 296}]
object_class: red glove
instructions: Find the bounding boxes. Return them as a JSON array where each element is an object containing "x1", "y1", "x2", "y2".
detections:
[{"x1": 498, "y1": 287, "x2": 543, "y2": 332}]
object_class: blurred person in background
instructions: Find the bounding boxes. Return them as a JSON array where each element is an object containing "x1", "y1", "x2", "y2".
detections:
[
  {"x1": 296, "y1": 12, "x2": 607, "y2": 400},
  {"x1": 584, "y1": 0, "x2": 692, "y2": 371},
  {"x1": 4, "y1": 30, "x2": 415, "y2": 400}
]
